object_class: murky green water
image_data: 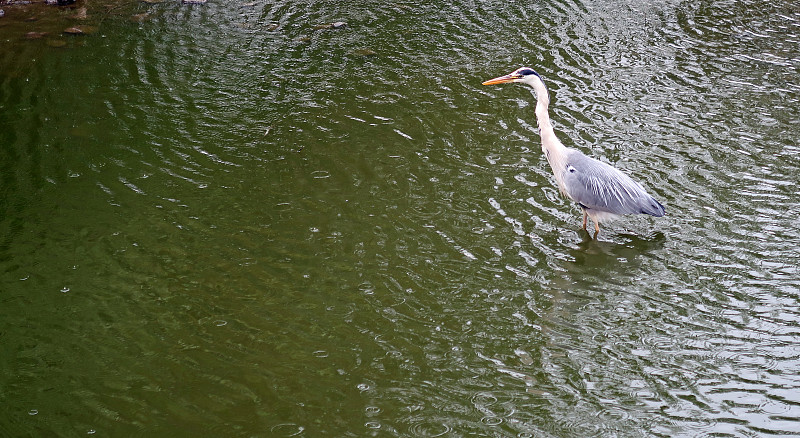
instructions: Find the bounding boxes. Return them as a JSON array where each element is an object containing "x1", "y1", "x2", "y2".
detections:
[{"x1": 2, "y1": 0, "x2": 799, "y2": 436}]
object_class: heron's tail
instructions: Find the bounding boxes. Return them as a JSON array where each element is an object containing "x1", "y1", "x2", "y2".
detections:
[{"x1": 642, "y1": 197, "x2": 665, "y2": 217}]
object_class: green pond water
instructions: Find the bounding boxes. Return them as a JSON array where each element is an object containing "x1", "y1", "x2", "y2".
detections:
[{"x1": 1, "y1": 0, "x2": 799, "y2": 436}]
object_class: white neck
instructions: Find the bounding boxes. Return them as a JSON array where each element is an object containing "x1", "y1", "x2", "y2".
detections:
[
  {"x1": 526, "y1": 79, "x2": 568, "y2": 183},
  {"x1": 527, "y1": 80, "x2": 564, "y2": 152},
  {"x1": 528, "y1": 79, "x2": 552, "y2": 132}
]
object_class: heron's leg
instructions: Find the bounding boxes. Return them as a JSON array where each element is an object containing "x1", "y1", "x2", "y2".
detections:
[
  {"x1": 593, "y1": 221, "x2": 600, "y2": 238},
  {"x1": 582, "y1": 211, "x2": 588, "y2": 230}
]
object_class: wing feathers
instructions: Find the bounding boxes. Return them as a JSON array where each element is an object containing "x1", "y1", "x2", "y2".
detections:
[{"x1": 561, "y1": 150, "x2": 665, "y2": 217}]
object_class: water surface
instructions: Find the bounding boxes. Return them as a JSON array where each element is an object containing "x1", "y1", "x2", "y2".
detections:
[{"x1": 1, "y1": 0, "x2": 799, "y2": 436}]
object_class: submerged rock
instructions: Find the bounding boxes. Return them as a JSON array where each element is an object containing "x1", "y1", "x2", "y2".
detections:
[
  {"x1": 25, "y1": 31, "x2": 47, "y2": 39},
  {"x1": 63, "y1": 25, "x2": 95, "y2": 35},
  {"x1": 182, "y1": 0, "x2": 207, "y2": 3},
  {"x1": 266, "y1": 23, "x2": 279, "y2": 31},
  {"x1": 313, "y1": 21, "x2": 347, "y2": 30},
  {"x1": 0, "y1": 9, "x2": 5, "y2": 18},
  {"x1": 348, "y1": 48, "x2": 376, "y2": 57},
  {"x1": 130, "y1": 12, "x2": 150, "y2": 22},
  {"x1": 47, "y1": 39, "x2": 67, "y2": 48}
]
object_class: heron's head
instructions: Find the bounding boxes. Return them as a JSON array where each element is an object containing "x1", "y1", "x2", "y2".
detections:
[{"x1": 482, "y1": 67, "x2": 544, "y2": 87}]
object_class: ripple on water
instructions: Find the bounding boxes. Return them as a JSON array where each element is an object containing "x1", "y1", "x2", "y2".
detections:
[
  {"x1": 269, "y1": 423, "x2": 305, "y2": 437},
  {"x1": 406, "y1": 417, "x2": 452, "y2": 437}
]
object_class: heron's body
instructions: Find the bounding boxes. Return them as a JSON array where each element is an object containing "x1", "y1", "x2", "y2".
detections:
[{"x1": 482, "y1": 67, "x2": 665, "y2": 236}]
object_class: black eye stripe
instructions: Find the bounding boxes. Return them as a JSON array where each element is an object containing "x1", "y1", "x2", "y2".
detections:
[
  {"x1": 515, "y1": 67, "x2": 542, "y2": 79},
  {"x1": 514, "y1": 68, "x2": 546, "y2": 89}
]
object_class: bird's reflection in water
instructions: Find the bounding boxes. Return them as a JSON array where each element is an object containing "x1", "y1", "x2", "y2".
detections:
[{"x1": 568, "y1": 229, "x2": 667, "y2": 267}]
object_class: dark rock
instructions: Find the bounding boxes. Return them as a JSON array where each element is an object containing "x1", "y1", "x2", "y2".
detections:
[{"x1": 57, "y1": 0, "x2": 76, "y2": 5}]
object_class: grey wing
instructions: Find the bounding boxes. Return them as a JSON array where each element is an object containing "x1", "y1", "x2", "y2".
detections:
[{"x1": 561, "y1": 151, "x2": 665, "y2": 216}]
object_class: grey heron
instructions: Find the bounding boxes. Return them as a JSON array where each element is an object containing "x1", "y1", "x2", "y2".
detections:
[{"x1": 482, "y1": 67, "x2": 665, "y2": 237}]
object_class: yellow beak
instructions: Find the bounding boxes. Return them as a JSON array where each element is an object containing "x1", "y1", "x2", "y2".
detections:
[{"x1": 482, "y1": 73, "x2": 518, "y2": 85}]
